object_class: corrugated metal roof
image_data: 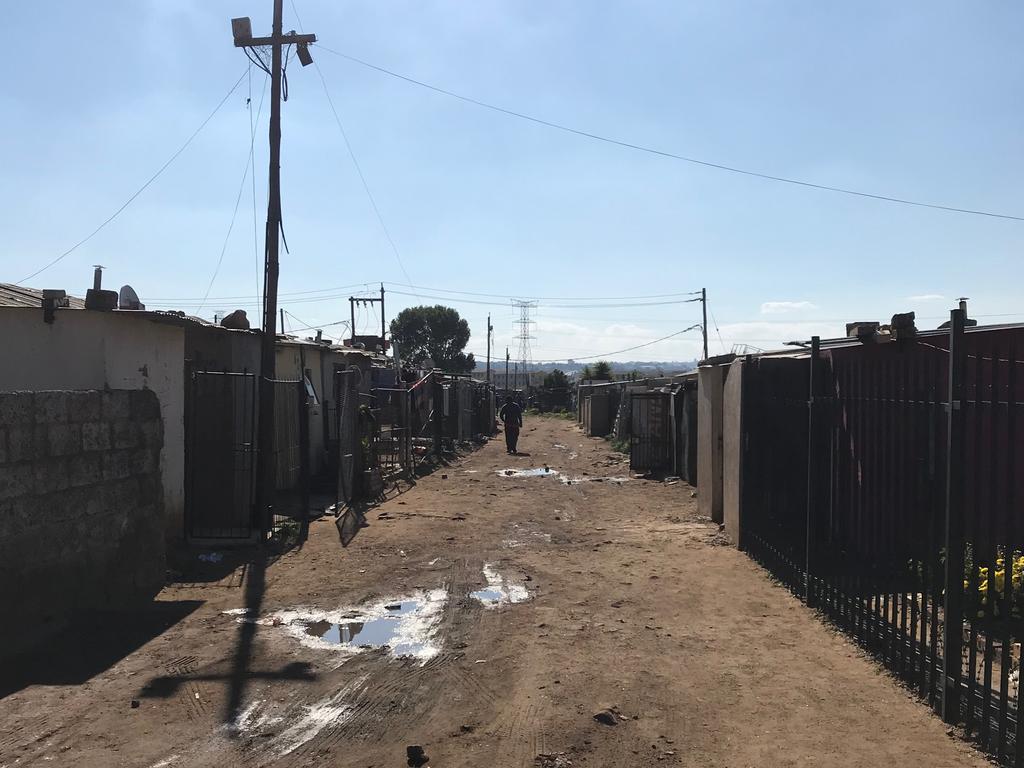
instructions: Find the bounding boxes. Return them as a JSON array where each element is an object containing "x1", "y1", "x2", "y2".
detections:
[{"x1": 0, "y1": 283, "x2": 86, "y2": 309}]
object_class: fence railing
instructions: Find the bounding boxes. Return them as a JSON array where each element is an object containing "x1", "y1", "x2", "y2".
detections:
[{"x1": 740, "y1": 310, "x2": 1024, "y2": 765}]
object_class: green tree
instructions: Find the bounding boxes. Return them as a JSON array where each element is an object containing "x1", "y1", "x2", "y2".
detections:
[
  {"x1": 542, "y1": 368, "x2": 569, "y2": 390},
  {"x1": 591, "y1": 360, "x2": 613, "y2": 380},
  {"x1": 390, "y1": 305, "x2": 475, "y2": 373}
]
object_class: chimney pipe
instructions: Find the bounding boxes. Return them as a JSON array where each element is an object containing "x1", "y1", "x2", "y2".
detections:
[
  {"x1": 958, "y1": 297, "x2": 969, "y2": 315},
  {"x1": 92, "y1": 265, "x2": 104, "y2": 291}
]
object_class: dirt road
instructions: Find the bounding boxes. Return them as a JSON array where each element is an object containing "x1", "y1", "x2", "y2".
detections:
[{"x1": 1, "y1": 416, "x2": 985, "y2": 767}]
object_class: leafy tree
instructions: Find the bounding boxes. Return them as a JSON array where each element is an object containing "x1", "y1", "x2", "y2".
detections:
[
  {"x1": 390, "y1": 305, "x2": 475, "y2": 373},
  {"x1": 591, "y1": 360, "x2": 613, "y2": 380},
  {"x1": 542, "y1": 368, "x2": 569, "y2": 390}
]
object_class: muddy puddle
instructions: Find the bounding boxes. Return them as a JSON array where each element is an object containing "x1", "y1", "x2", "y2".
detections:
[
  {"x1": 228, "y1": 590, "x2": 446, "y2": 661},
  {"x1": 471, "y1": 564, "x2": 529, "y2": 607}
]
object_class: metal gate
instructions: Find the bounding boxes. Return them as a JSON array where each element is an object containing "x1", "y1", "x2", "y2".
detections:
[
  {"x1": 185, "y1": 370, "x2": 257, "y2": 539},
  {"x1": 335, "y1": 369, "x2": 358, "y2": 506},
  {"x1": 629, "y1": 391, "x2": 672, "y2": 472}
]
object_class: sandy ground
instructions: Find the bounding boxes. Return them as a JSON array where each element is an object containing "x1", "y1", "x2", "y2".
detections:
[{"x1": 0, "y1": 416, "x2": 988, "y2": 768}]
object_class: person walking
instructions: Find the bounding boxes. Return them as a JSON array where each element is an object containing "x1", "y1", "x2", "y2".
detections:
[{"x1": 498, "y1": 395, "x2": 524, "y2": 454}]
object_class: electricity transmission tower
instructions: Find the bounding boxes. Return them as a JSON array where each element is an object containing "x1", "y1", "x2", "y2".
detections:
[{"x1": 512, "y1": 300, "x2": 537, "y2": 393}]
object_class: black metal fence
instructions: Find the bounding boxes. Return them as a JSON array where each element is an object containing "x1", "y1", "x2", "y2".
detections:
[{"x1": 740, "y1": 312, "x2": 1024, "y2": 764}]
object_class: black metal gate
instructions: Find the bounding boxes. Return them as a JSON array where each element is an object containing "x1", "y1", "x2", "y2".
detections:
[
  {"x1": 629, "y1": 391, "x2": 672, "y2": 472},
  {"x1": 185, "y1": 370, "x2": 257, "y2": 539},
  {"x1": 335, "y1": 369, "x2": 358, "y2": 506}
]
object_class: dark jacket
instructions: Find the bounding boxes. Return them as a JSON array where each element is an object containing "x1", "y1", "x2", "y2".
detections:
[{"x1": 499, "y1": 400, "x2": 523, "y2": 428}]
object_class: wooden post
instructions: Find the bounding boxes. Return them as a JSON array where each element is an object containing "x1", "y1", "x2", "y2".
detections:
[{"x1": 233, "y1": 0, "x2": 316, "y2": 538}]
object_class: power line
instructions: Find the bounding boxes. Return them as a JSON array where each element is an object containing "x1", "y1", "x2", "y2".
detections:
[
  {"x1": 385, "y1": 288, "x2": 703, "y2": 309},
  {"x1": 198, "y1": 68, "x2": 270, "y2": 314},
  {"x1": 290, "y1": 0, "x2": 419, "y2": 300},
  {"x1": 249, "y1": 66, "x2": 265, "y2": 313},
  {"x1": 381, "y1": 282, "x2": 702, "y2": 302},
  {"x1": 532, "y1": 324, "x2": 702, "y2": 363},
  {"x1": 17, "y1": 69, "x2": 250, "y2": 286},
  {"x1": 314, "y1": 44, "x2": 1024, "y2": 224},
  {"x1": 708, "y1": 307, "x2": 727, "y2": 354}
]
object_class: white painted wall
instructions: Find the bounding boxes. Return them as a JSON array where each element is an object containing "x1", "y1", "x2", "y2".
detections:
[{"x1": 0, "y1": 308, "x2": 186, "y2": 540}]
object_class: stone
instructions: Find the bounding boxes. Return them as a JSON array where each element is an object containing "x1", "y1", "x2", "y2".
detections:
[
  {"x1": 0, "y1": 392, "x2": 33, "y2": 426},
  {"x1": 5, "y1": 426, "x2": 40, "y2": 463},
  {"x1": 47, "y1": 424, "x2": 81, "y2": 457},
  {"x1": 33, "y1": 458, "x2": 69, "y2": 495},
  {"x1": 67, "y1": 391, "x2": 101, "y2": 423},
  {"x1": 81, "y1": 422, "x2": 112, "y2": 452},
  {"x1": 593, "y1": 708, "x2": 618, "y2": 726},
  {"x1": 102, "y1": 450, "x2": 135, "y2": 481},
  {"x1": 406, "y1": 745, "x2": 429, "y2": 767},
  {"x1": 34, "y1": 391, "x2": 68, "y2": 425},
  {"x1": 111, "y1": 421, "x2": 140, "y2": 450},
  {"x1": 68, "y1": 453, "x2": 102, "y2": 488},
  {"x1": 101, "y1": 391, "x2": 131, "y2": 421}
]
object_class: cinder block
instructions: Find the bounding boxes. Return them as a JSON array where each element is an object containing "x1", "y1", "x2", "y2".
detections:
[
  {"x1": 67, "y1": 391, "x2": 101, "y2": 423},
  {"x1": 130, "y1": 390, "x2": 161, "y2": 421},
  {"x1": 5, "y1": 427, "x2": 38, "y2": 463},
  {"x1": 34, "y1": 391, "x2": 68, "y2": 425},
  {"x1": 81, "y1": 422, "x2": 111, "y2": 452},
  {"x1": 47, "y1": 424, "x2": 82, "y2": 457},
  {"x1": 102, "y1": 450, "x2": 134, "y2": 481},
  {"x1": 0, "y1": 392, "x2": 33, "y2": 426},
  {"x1": 0, "y1": 464, "x2": 33, "y2": 500},
  {"x1": 111, "y1": 421, "x2": 140, "y2": 450},
  {"x1": 131, "y1": 448, "x2": 159, "y2": 476},
  {"x1": 33, "y1": 457, "x2": 69, "y2": 495},
  {"x1": 140, "y1": 420, "x2": 164, "y2": 448},
  {"x1": 68, "y1": 453, "x2": 102, "y2": 488},
  {"x1": 101, "y1": 391, "x2": 131, "y2": 421}
]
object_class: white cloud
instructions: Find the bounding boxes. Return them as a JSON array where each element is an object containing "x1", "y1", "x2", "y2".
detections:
[
  {"x1": 905, "y1": 294, "x2": 945, "y2": 302},
  {"x1": 760, "y1": 301, "x2": 818, "y2": 314}
]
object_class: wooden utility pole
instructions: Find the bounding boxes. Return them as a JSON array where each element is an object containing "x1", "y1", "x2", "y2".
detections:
[
  {"x1": 701, "y1": 287, "x2": 709, "y2": 361},
  {"x1": 380, "y1": 283, "x2": 386, "y2": 343},
  {"x1": 505, "y1": 347, "x2": 510, "y2": 392},
  {"x1": 485, "y1": 314, "x2": 492, "y2": 384},
  {"x1": 231, "y1": 4, "x2": 316, "y2": 535}
]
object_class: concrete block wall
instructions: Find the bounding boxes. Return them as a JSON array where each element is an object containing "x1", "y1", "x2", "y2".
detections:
[{"x1": 0, "y1": 389, "x2": 165, "y2": 658}]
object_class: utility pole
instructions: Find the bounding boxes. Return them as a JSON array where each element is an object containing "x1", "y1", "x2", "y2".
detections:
[
  {"x1": 347, "y1": 292, "x2": 386, "y2": 349},
  {"x1": 485, "y1": 314, "x2": 492, "y2": 384},
  {"x1": 700, "y1": 287, "x2": 709, "y2": 361},
  {"x1": 231, "y1": 5, "x2": 316, "y2": 535},
  {"x1": 505, "y1": 347, "x2": 510, "y2": 392}
]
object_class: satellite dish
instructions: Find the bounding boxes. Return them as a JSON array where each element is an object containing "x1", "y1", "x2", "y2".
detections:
[{"x1": 118, "y1": 285, "x2": 145, "y2": 311}]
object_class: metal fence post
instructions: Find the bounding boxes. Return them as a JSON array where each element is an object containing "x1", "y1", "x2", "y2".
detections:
[
  {"x1": 942, "y1": 307, "x2": 967, "y2": 724},
  {"x1": 805, "y1": 336, "x2": 820, "y2": 606},
  {"x1": 298, "y1": 377, "x2": 310, "y2": 524}
]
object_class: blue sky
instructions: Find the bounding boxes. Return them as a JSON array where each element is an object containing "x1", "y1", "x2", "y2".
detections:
[{"x1": 4, "y1": 1, "x2": 1022, "y2": 362}]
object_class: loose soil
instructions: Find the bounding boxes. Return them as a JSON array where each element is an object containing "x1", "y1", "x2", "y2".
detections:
[{"x1": 0, "y1": 417, "x2": 987, "y2": 767}]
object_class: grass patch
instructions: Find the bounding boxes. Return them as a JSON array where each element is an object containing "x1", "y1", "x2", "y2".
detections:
[{"x1": 609, "y1": 437, "x2": 630, "y2": 454}]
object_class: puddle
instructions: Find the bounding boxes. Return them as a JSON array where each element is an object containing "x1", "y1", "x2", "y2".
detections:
[
  {"x1": 497, "y1": 467, "x2": 560, "y2": 478},
  {"x1": 229, "y1": 590, "x2": 447, "y2": 662},
  {"x1": 302, "y1": 600, "x2": 423, "y2": 653},
  {"x1": 471, "y1": 564, "x2": 529, "y2": 608}
]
